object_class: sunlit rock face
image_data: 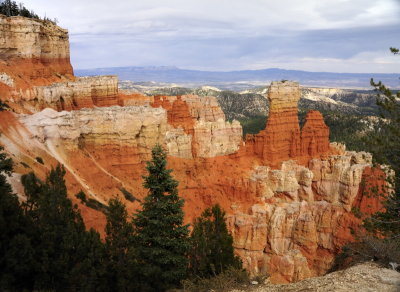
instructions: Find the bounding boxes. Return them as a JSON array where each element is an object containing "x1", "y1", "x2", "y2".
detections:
[
  {"x1": 227, "y1": 151, "x2": 382, "y2": 283},
  {"x1": 0, "y1": 15, "x2": 120, "y2": 113},
  {"x1": 0, "y1": 15, "x2": 73, "y2": 90},
  {"x1": 244, "y1": 81, "x2": 330, "y2": 167}
]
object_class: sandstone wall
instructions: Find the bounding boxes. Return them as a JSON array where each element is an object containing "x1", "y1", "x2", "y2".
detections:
[
  {"x1": 29, "y1": 76, "x2": 119, "y2": 111},
  {"x1": 19, "y1": 103, "x2": 240, "y2": 160},
  {"x1": 0, "y1": 15, "x2": 70, "y2": 60},
  {"x1": 227, "y1": 151, "x2": 382, "y2": 283},
  {"x1": 0, "y1": 16, "x2": 122, "y2": 113},
  {"x1": 151, "y1": 94, "x2": 243, "y2": 157},
  {"x1": 0, "y1": 15, "x2": 73, "y2": 84}
]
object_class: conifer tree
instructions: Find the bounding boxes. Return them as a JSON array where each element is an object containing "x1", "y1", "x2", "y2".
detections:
[
  {"x1": 133, "y1": 144, "x2": 189, "y2": 291},
  {"x1": 364, "y1": 47, "x2": 400, "y2": 237},
  {"x1": 105, "y1": 197, "x2": 137, "y2": 291},
  {"x1": 189, "y1": 204, "x2": 242, "y2": 277},
  {"x1": 22, "y1": 165, "x2": 106, "y2": 290},
  {"x1": 0, "y1": 146, "x2": 35, "y2": 290}
]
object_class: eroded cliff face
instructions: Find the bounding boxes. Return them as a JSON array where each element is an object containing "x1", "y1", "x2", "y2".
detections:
[
  {"x1": 0, "y1": 15, "x2": 388, "y2": 285},
  {"x1": 244, "y1": 82, "x2": 330, "y2": 167},
  {"x1": 227, "y1": 150, "x2": 384, "y2": 283},
  {"x1": 151, "y1": 95, "x2": 242, "y2": 157},
  {"x1": 0, "y1": 16, "x2": 120, "y2": 113},
  {"x1": 0, "y1": 16, "x2": 73, "y2": 87}
]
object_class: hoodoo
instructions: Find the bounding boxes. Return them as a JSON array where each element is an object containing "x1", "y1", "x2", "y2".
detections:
[
  {"x1": 0, "y1": 15, "x2": 388, "y2": 284},
  {"x1": 245, "y1": 81, "x2": 330, "y2": 167}
]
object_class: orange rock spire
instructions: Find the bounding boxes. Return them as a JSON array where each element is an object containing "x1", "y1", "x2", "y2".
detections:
[{"x1": 246, "y1": 81, "x2": 330, "y2": 166}]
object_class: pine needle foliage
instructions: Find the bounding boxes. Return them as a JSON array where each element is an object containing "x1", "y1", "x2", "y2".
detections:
[
  {"x1": 133, "y1": 144, "x2": 190, "y2": 291},
  {"x1": 189, "y1": 204, "x2": 242, "y2": 278}
]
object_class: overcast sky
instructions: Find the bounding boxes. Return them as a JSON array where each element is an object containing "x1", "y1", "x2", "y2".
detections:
[{"x1": 23, "y1": 0, "x2": 400, "y2": 73}]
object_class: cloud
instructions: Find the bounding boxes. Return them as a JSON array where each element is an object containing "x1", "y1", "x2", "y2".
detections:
[{"x1": 23, "y1": 0, "x2": 400, "y2": 72}]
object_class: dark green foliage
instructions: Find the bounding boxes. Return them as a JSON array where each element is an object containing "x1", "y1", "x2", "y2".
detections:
[
  {"x1": 120, "y1": 186, "x2": 137, "y2": 202},
  {"x1": 75, "y1": 190, "x2": 109, "y2": 213},
  {"x1": 0, "y1": 146, "x2": 36, "y2": 290},
  {"x1": 363, "y1": 47, "x2": 400, "y2": 237},
  {"x1": 133, "y1": 144, "x2": 190, "y2": 291},
  {"x1": 105, "y1": 197, "x2": 137, "y2": 290},
  {"x1": 238, "y1": 115, "x2": 267, "y2": 136},
  {"x1": 0, "y1": 0, "x2": 39, "y2": 18},
  {"x1": 86, "y1": 197, "x2": 109, "y2": 213},
  {"x1": 21, "y1": 165, "x2": 107, "y2": 290},
  {"x1": 189, "y1": 204, "x2": 242, "y2": 278},
  {"x1": 76, "y1": 190, "x2": 87, "y2": 203},
  {"x1": 312, "y1": 110, "x2": 370, "y2": 151},
  {"x1": 332, "y1": 48, "x2": 400, "y2": 272}
]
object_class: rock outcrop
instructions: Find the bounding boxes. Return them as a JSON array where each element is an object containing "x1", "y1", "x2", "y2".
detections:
[
  {"x1": 151, "y1": 94, "x2": 242, "y2": 157},
  {"x1": 25, "y1": 76, "x2": 119, "y2": 112},
  {"x1": 227, "y1": 150, "x2": 382, "y2": 283},
  {"x1": 0, "y1": 15, "x2": 73, "y2": 86},
  {"x1": 245, "y1": 81, "x2": 330, "y2": 167},
  {"x1": 0, "y1": 15, "x2": 121, "y2": 113}
]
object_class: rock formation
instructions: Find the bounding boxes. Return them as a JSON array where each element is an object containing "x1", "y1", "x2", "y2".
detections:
[
  {"x1": 0, "y1": 15, "x2": 121, "y2": 113},
  {"x1": 0, "y1": 15, "x2": 389, "y2": 285},
  {"x1": 227, "y1": 150, "x2": 381, "y2": 282},
  {"x1": 245, "y1": 81, "x2": 330, "y2": 167},
  {"x1": 0, "y1": 15, "x2": 73, "y2": 86}
]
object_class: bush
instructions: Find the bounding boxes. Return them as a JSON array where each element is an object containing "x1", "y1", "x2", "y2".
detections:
[
  {"x1": 119, "y1": 187, "x2": 137, "y2": 202},
  {"x1": 75, "y1": 191, "x2": 108, "y2": 213},
  {"x1": 331, "y1": 235, "x2": 400, "y2": 272},
  {"x1": 181, "y1": 267, "x2": 249, "y2": 292}
]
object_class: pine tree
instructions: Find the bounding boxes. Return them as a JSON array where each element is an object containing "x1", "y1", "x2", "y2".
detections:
[
  {"x1": 0, "y1": 146, "x2": 36, "y2": 290},
  {"x1": 133, "y1": 144, "x2": 189, "y2": 291},
  {"x1": 364, "y1": 47, "x2": 400, "y2": 237},
  {"x1": 189, "y1": 204, "x2": 242, "y2": 277},
  {"x1": 22, "y1": 165, "x2": 106, "y2": 290},
  {"x1": 105, "y1": 197, "x2": 137, "y2": 291}
]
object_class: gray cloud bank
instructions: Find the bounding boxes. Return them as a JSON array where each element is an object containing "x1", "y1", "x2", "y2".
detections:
[{"x1": 23, "y1": 0, "x2": 400, "y2": 73}]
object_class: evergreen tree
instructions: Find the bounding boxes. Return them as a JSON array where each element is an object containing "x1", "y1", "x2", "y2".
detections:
[
  {"x1": 105, "y1": 197, "x2": 137, "y2": 291},
  {"x1": 133, "y1": 144, "x2": 189, "y2": 291},
  {"x1": 0, "y1": 0, "x2": 38, "y2": 18},
  {"x1": 364, "y1": 47, "x2": 400, "y2": 237},
  {"x1": 189, "y1": 204, "x2": 242, "y2": 277},
  {"x1": 22, "y1": 165, "x2": 106, "y2": 290},
  {"x1": 0, "y1": 146, "x2": 36, "y2": 290}
]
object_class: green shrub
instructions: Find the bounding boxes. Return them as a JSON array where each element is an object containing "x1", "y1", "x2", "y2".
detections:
[{"x1": 119, "y1": 187, "x2": 137, "y2": 202}]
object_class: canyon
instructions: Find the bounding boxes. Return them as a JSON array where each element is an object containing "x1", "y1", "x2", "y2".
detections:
[{"x1": 0, "y1": 15, "x2": 387, "y2": 283}]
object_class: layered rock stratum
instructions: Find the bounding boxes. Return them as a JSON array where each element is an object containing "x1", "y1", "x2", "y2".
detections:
[{"x1": 0, "y1": 15, "x2": 389, "y2": 284}]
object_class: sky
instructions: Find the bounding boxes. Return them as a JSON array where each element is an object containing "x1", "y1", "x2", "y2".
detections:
[{"x1": 22, "y1": 0, "x2": 400, "y2": 73}]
